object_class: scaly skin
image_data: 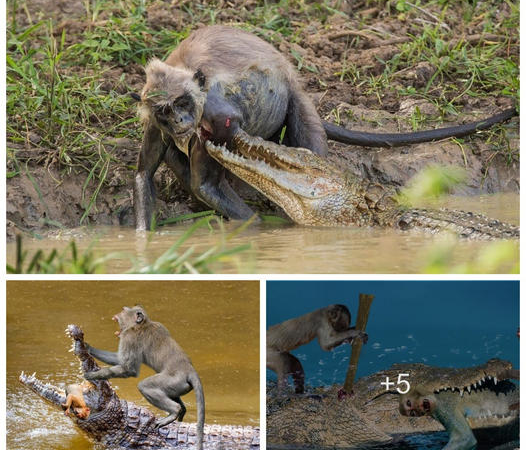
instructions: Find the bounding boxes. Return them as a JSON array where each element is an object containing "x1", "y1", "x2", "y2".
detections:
[
  {"x1": 267, "y1": 359, "x2": 519, "y2": 449},
  {"x1": 205, "y1": 132, "x2": 519, "y2": 239},
  {"x1": 19, "y1": 325, "x2": 259, "y2": 450}
]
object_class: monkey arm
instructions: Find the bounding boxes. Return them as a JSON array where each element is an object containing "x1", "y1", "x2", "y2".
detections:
[
  {"x1": 163, "y1": 144, "x2": 192, "y2": 194},
  {"x1": 190, "y1": 139, "x2": 255, "y2": 220},
  {"x1": 84, "y1": 363, "x2": 140, "y2": 380},
  {"x1": 62, "y1": 393, "x2": 74, "y2": 415},
  {"x1": 85, "y1": 344, "x2": 120, "y2": 365},
  {"x1": 317, "y1": 327, "x2": 368, "y2": 351},
  {"x1": 432, "y1": 402, "x2": 477, "y2": 450},
  {"x1": 134, "y1": 123, "x2": 169, "y2": 230},
  {"x1": 85, "y1": 341, "x2": 141, "y2": 380}
]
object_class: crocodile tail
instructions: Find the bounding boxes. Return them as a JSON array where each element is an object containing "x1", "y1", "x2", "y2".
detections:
[
  {"x1": 189, "y1": 371, "x2": 205, "y2": 450},
  {"x1": 397, "y1": 208, "x2": 519, "y2": 239}
]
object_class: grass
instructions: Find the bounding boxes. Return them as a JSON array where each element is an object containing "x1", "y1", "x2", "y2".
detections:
[{"x1": 8, "y1": 214, "x2": 253, "y2": 274}]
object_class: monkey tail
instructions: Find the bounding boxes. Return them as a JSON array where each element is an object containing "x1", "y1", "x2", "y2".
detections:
[
  {"x1": 189, "y1": 372, "x2": 205, "y2": 450},
  {"x1": 323, "y1": 107, "x2": 517, "y2": 147}
]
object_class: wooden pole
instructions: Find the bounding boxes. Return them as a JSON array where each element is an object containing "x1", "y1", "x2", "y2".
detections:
[{"x1": 343, "y1": 293, "x2": 374, "y2": 393}]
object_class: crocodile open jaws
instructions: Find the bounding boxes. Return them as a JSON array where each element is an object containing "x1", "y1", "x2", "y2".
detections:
[
  {"x1": 267, "y1": 358, "x2": 519, "y2": 450},
  {"x1": 205, "y1": 132, "x2": 519, "y2": 239},
  {"x1": 19, "y1": 324, "x2": 260, "y2": 450}
]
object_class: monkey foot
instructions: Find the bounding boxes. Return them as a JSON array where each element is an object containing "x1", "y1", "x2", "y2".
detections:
[
  {"x1": 337, "y1": 388, "x2": 354, "y2": 401},
  {"x1": 155, "y1": 414, "x2": 178, "y2": 429}
]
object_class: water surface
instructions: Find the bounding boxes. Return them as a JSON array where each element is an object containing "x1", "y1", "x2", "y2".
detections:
[
  {"x1": 7, "y1": 281, "x2": 260, "y2": 450},
  {"x1": 6, "y1": 193, "x2": 519, "y2": 274}
]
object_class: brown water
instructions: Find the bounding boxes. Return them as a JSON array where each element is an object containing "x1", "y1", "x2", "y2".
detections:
[
  {"x1": 7, "y1": 281, "x2": 260, "y2": 450},
  {"x1": 6, "y1": 194, "x2": 519, "y2": 273}
]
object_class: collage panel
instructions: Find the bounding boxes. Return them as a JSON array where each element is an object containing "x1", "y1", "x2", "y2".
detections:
[
  {"x1": 266, "y1": 280, "x2": 519, "y2": 450},
  {"x1": 6, "y1": 0, "x2": 519, "y2": 275},
  {"x1": 7, "y1": 280, "x2": 260, "y2": 450}
]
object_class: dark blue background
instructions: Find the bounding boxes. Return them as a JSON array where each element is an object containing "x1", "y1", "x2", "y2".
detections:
[{"x1": 267, "y1": 281, "x2": 519, "y2": 387}]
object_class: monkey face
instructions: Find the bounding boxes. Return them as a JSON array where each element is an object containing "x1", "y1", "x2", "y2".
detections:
[
  {"x1": 151, "y1": 94, "x2": 197, "y2": 150},
  {"x1": 113, "y1": 306, "x2": 147, "y2": 336},
  {"x1": 399, "y1": 392, "x2": 435, "y2": 417},
  {"x1": 142, "y1": 60, "x2": 206, "y2": 155}
]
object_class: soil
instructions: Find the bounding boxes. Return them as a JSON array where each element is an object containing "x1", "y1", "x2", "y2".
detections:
[{"x1": 7, "y1": 0, "x2": 519, "y2": 239}]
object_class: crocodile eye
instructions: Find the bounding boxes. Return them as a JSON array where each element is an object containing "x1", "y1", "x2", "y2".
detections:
[{"x1": 406, "y1": 400, "x2": 411, "y2": 407}]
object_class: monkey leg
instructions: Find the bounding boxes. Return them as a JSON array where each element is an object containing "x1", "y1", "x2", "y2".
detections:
[
  {"x1": 284, "y1": 353, "x2": 305, "y2": 394},
  {"x1": 190, "y1": 139, "x2": 255, "y2": 220},
  {"x1": 285, "y1": 90, "x2": 328, "y2": 156},
  {"x1": 172, "y1": 397, "x2": 187, "y2": 421},
  {"x1": 267, "y1": 349, "x2": 305, "y2": 394},
  {"x1": 134, "y1": 123, "x2": 168, "y2": 230},
  {"x1": 138, "y1": 373, "x2": 192, "y2": 428}
]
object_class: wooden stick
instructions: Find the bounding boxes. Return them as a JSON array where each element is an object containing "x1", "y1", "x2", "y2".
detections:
[{"x1": 343, "y1": 294, "x2": 374, "y2": 393}]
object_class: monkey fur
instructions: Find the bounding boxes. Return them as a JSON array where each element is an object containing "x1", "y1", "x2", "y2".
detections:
[
  {"x1": 267, "y1": 304, "x2": 368, "y2": 394},
  {"x1": 84, "y1": 306, "x2": 205, "y2": 450},
  {"x1": 62, "y1": 381, "x2": 93, "y2": 419},
  {"x1": 400, "y1": 382, "x2": 519, "y2": 450},
  {"x1": 134, "y1": 25, "x2": 517, "y2": 230}
]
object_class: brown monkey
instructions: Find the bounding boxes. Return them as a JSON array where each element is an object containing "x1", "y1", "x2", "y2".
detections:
[
  {"x1": 62, "y1": 381, "x2": 93, "y2": 419},
  {"x1": 267, "y1": 304, "x2": 368, "y2": 394},
  {"x1": 133, "y1": 25, "x2": 516, "y2": 230},
  {"x1": 84, "y1": 306, "x2": 205, "y2": 450},
  {"x1": 399, "y1": 387, "x2": 436, "y2": 417}
]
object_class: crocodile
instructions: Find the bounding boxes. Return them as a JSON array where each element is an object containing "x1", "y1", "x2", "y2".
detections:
[
  {"x1": 267, "y1": 358, "x2": 519, "y2": 449},
  {"x1": 19, "y1": 324, "x2": 260, "y2": 450},
  {"x1": 205, "y1": 132, "x2": 519, "y2": 239}
]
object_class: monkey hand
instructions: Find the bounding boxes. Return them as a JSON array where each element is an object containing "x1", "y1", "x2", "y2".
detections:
[
  {"x1": 84, "y1": 370, "x2": 101, "y2": 380},
  {"x1": 357, "y1": 331, "x2": 368, "y2": 344},
  {"x1": 343, "y1": 331, "x2": 368, "y2": 345}
]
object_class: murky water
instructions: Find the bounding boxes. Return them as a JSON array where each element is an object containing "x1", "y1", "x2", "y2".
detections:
[
  {"x1": 7, "y1": 281, "x2": 260, "y2": 450},
  {"x1": 6, "y1": 194, "x2": 519, "y2": 273}
]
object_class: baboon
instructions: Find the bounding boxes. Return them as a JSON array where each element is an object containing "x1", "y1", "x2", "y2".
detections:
[
  {"x1": 267, "y1": 304, "x2": 368, "y2": 393},
  {"x1": 84, "y1": 305, "x2": 205, "y2": 450},
  {"x1": 62, "y1": 381, "x2": 92, "y2": 419},
  {"x1": 134, "y1": 25, "x2": 516, "y2": 230}
]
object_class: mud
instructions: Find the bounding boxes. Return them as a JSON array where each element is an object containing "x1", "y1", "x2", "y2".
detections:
[{"x1": 7, "y1": 0, "x2": 519, "y2": 239}]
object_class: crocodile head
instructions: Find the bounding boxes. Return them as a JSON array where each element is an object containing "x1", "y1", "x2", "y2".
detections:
[
  {"x1": 206, "y1": 131, "x2": 399, "y2": 226},
  {"x1": 206, "y1": 131, "x2": 359, "y2": 226},
  {"x1": 19, "y1": 325, "x2": 168, "y2": 448},
  {"x1": 267, "y1": 359, "x2": 519, "y2": 448},
  {"x1": 19, "y1": 325, "x2": 127, "y2": 437}
]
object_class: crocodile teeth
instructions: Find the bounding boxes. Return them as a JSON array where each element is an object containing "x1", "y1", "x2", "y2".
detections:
[
  {"x1": 459, "y1": 389, "x2": 464, "y2": 397},
  {"x1": 494, "y1": 376, "x2": 498, "y2": 384},
  {"x1": 467, "y1": 385, "x2": 471, "y2": 393}
]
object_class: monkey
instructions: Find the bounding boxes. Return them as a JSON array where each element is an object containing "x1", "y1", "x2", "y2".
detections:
[
  {"x1": 133, "y1": 25, "x2": 517, "y2": 230},
  {"x1": 61, "y1": 381, "x2": 93, "y2": 419},
  {"x1": 83, "y1": 305, "x2": 205, "y2": 450},
  {"x1": 266, "y1": 304, "x2": 368, "y2": 394},
  {"x1": 400, "y1": 381, "x2": 519, "y2": 450}
]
